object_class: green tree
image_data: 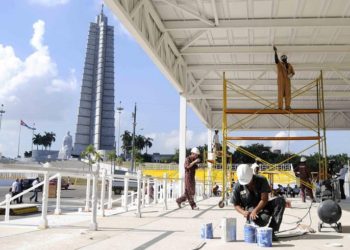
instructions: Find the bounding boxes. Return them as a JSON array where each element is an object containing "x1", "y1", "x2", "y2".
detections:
[
  {"x1": 107, "y1": 150, "x2": 117, "y2": 173},
  {"x1": 32, "y1": 134, "x2": 42, "y2": 150},
  {"x1": 135, "y1": 135, "x2": 146, "y2": 152},
  {"x1": 121, "y1": 130, "x2": 132, "y2": 158},
  {"x1": 144, "y1": 137, "x2": 153, "y2": 154},
  {"x1": 81, "y1": 144, "x2": 103, "y2": 172}
]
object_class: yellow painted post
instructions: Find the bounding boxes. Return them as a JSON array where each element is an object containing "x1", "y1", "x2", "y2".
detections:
[
  {"x1": 221, "y1": 72, "x2": 228, "y2": 204},
  {"x1": 320, "y1": 70, "x2": 328, "y2": 179}
]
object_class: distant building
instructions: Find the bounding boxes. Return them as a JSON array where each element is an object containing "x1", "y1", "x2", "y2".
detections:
[
  {"x1": 74, "y1": 6, "x2": 115, "y2": 155},
  {"x1": 152, "y1": 153, "x2": 174, "y2": 163},
  {"x1": 273, "y1": 149, "x2": 282, "y2": 154}
]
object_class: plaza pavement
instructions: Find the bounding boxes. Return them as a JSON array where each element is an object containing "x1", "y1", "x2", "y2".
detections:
[{"x1": 0, "y1": 197, "x2": 349, "y2": 250}]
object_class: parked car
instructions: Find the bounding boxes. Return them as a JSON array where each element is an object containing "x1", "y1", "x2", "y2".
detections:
[
  {"x1": 22, "y1": 178, "x2": 43, "y2": 191},
  {"x1": 49, "y1": 178, "x2": 70, "y2": 190}
]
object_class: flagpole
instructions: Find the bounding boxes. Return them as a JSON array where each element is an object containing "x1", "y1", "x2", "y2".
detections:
[
  {"x1": 17, "y1": 121, "x2": 22, "y2": 158},
  {"x1": 31, "y1": 123, "x2": 35, "y2": 152}
]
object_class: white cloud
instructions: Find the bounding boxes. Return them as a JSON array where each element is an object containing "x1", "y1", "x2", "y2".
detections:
[
  {"x1": 0, "y1": 19, "x2": 78, "y2": 157},
  {"x1": 270, "y1": 131, "x2": 296, "y2": 153},
  {"x1": 28, "y1": 0, "x2": 70, "y2": 7},
  {"x1": 145, "y1": 130, "x2": 208, "y2": 154}
]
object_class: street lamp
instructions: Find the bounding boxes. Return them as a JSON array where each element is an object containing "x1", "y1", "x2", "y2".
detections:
[
  {"x1": 0, "y1": 104, "x2": 5, "y2": 131},
  {"x1": 116, "y1": 102, "x2": 124, "y2": 157}
]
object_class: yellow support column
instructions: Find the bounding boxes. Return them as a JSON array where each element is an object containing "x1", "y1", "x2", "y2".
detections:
[{"x1": 219, "y1": 72, "x2": 228, "y2": 208}]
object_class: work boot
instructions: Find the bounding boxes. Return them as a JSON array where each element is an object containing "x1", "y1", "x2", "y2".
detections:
[
  {"x1": 176, "y1": 200, "x2": 181, "y2": 209},
  {"x1": 272, "y1": 234, "x2": 279, "y2": 242}
]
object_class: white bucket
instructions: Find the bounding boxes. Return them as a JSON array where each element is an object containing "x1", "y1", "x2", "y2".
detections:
[{"x1": 221, "y1": 217, "x2": 236, "y2": 242}]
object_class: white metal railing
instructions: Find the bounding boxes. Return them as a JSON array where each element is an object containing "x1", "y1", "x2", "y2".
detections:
[
  {"x1": 0, "y1": 162, "x2": 209, "y2": 230},
  {"x1": 1, "y1": 173, "x2": 59, "y2": 223}
]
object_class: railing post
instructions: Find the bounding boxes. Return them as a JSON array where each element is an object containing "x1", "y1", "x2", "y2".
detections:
[
  {"x1": 100, "y1": 169, "x2": 106, "y2": 217},
  {"x1": 146, "y1": 178, "x2": 150, "y2": 205},
  {"x1": 123, "y1": 173, "x2": 129, "y2": 211},
  {"x1": 136, "y1": 170, "x2": 142, "y2": 218},
  {"x1": 90, "y1": 165, "x2": 99, "y2": 231},
  {"x1": 154, "y1": 179, "x2": 158, "y2": 204},
  {"x1": 163, "y1": 173, "x2": 168, "y2": 210},
  {"x1": 5, "y1": 194, "x2": 11, "y2": 222},
  {"x1": 54, "y1": 173, "x2": 62, "y2": 215},
  {"x1": 39, "y1": 172, "x2": 49, "y2": 229},
  {"x1": 142, "y1": 177, "x2": 146, "y2": 207},
  {"x1": 85, "y1": 174, "x2": 91, "y2": 212},
  {"x1": 107, "y1": 175, "x2": 113, "y2": 209},
  {"x1": 131, "y1": 191, "x2": 135, "y2": 206}
]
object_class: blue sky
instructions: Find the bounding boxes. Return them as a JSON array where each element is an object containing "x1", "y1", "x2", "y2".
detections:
[{"x1": 0, "y1": 0, "x2": 349, "y2": 158}]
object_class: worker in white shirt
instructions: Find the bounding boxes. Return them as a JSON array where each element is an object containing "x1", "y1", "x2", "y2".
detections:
[{"x1": 337, "y1": 165, "x2": 348, "y2": 199}]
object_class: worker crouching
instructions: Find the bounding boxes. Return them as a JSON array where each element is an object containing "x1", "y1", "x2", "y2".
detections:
[{"x1": 231, "y1": 164, "x2": 286, "y2": 242}]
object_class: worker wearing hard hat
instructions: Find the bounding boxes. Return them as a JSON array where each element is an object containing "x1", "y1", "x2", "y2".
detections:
[
  {"x1": 176, "y1": 147, "x2": 201, "y2": 210},
  {"x1": 251, "y1": 158, "x2": 261, "y2": 175},
  {"x1": 273, "y1": 46, "x2": 295, "y2": 110},
  {"x1": 231, "y1": 164, "x2": 286, "y2": 241},
  {"x1": 294, "y1": 157, "x2": 316, "y2": 202}
]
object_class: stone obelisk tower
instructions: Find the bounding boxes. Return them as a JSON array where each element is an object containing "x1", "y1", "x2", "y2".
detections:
[{"x1": 74, "y1": 6, "x2": 115, "y2": 155}]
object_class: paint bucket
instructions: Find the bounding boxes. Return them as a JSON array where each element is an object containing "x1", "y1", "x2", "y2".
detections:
[
  {"x1": 200, "y1": 223, "x2": 213, "y2": 239},
  {"x1": 257, "y1": 227, "x2": 272, "y2": 247},
  {"x1": 221, "y1": 217, "x2": 236, "y2": 242},
  {"x1": 244, "y1": 224, "x2": 257, "y2": 243}
]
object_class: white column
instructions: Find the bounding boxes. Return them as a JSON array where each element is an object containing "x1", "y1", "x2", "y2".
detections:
[
  {"x1": 90, "y1": 168, "x2": 99, "y2": 231},
  {"x1": 163, "y1": 173, "x2": 168, "y2": 210},
  {"x1": 39, "y1": 172, "x2": 49, "y2": 229},
  {"x1": 100, "y1": 169, "x2": 106, "y2": 217},
  {"x1": 207, "y1": 129, "x2": 213, "y2": 154},
  {"x1": 54, "y1": 173, "x2": 62, "y2": 215},
  {"x1": 5, "y1": 194, "x2": 11, "y2": 222},
  {"x1": 142, "y1": 177, "x2": 146, "y2": 208},
  {"x1": 179, "y1": 94, "x2": 187, "y2": 196},
  {"x1": 84, "y1": 174, "x2": 91, "y2": 212},
  {"x1": 107, "y1": 175, "x2": 113, "y2": 209},
  {"x1": 136, "y1": 170, "x2": 142, "y2": 218},
  {"x1": 123, "y1": 173, "x2": 129, "y2": 211},
  {"x1": 207, "y1": 129, "x2": 213, "y2": 197}
]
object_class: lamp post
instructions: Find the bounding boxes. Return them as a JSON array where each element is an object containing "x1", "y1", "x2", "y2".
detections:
[
  {"x1": 0, "y1": 104, "x2": 5, "y2": 131},
  {"x1": 116, "y1": 102, "x2": 124, "y2": 157}
]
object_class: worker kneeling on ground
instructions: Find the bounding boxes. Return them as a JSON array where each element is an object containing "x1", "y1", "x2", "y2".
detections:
[{"x1": 231, "y1": 164, "x2": 286, "y2": 242}]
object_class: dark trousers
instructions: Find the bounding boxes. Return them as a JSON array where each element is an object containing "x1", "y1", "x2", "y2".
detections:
[
  {"x1": 300, "y1": 184, "x2": 314, "y2": 202},
  {"x1": 339, "y1": 179, "x2": 346, "y2": 199},
  {"x1": 30, "y1": 189, "x2": 38, "y2": 202},
  {"x1": 176, "y1": 188, "x2": 196, "y2": 208},
  {"x1": 252, "y1": 197, "x2": 286, "y2": 234},
  {"x1": 11, "y1": 192, "x2": 19, "y2": 204}
]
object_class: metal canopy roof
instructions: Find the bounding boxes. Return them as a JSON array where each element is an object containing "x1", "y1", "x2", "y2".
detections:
[{"x1": 105, "y1": 0, "x2": 350, "y2": 130}]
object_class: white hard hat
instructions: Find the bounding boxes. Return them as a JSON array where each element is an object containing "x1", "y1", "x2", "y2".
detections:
[
  {"x1": 300, "y1": 157, "x2": 307, "y2": 163},
  {"x1": 191, "y1": 147, "x2": 200, "y2": 155},
  {"x1": 251, "y1": 163, "x2": 259, "y2": 174},
  {"x1": 237, "y1": 164, "x2": 253, "y2": 185}
]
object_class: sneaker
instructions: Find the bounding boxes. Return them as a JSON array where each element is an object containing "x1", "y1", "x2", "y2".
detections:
[{"x1": 192, "y1": 206, "x2": 199, "y2": 210}]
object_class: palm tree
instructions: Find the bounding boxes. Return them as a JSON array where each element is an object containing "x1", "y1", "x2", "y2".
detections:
[
  {"x1": 135, "y1": 135, "x2": 146, "y2": 153},
  {"x1": 32, "y1": 134, "x2": 42, "y2": 150},
  {"x1": 107, "y1": 150, "x2": 116, "y2": 174},
  {"x1": 121, "y1": 130, "x2": 132, "y2": 158},
  {"x1": 81, "y1": 144, "x2": 102, "y2": 172},
  {"x1": 48, "y1": 132, "x2": 56, "y2": 150},
  {"x1": 144, "y1": 137, "x2": 153, "y2": 154}
]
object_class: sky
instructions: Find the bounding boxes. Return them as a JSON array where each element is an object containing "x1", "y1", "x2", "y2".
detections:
[{"x1": 0, "y1": 0, "x2": 349, "y2": 158}]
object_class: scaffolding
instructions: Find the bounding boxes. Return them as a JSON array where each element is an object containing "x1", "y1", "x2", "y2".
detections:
[{"x1": 219, "y1": 71, "x2": 328, "y2": 207}]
